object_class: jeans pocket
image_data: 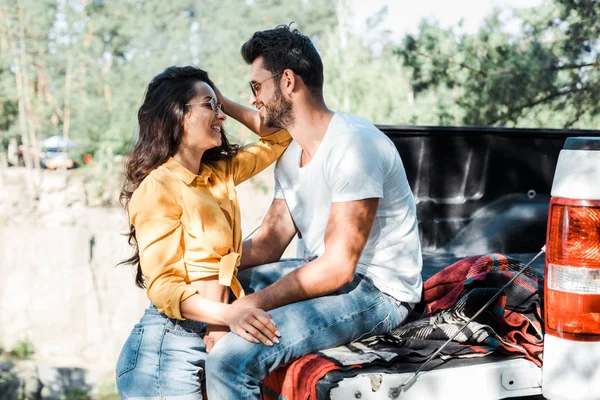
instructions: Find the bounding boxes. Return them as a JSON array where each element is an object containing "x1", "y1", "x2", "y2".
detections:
[{"x1": 116, "y1": 328, "x2": 143, "y2": 377}]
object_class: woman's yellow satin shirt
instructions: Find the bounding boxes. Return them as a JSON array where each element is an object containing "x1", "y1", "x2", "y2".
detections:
[{"x1": 129, "y1": 130, "x2": 291, "y2": 319}]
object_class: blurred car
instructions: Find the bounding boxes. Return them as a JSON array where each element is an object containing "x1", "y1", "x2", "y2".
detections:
[{"x1": 40, "y1": 149, "x2": 75, "y2": 169}]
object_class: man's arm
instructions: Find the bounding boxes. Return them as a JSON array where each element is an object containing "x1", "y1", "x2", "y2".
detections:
[
  {"x1": 234, "y1": 198, "x2": 379, "y2": 310},
  {"x1": 240, "y1": 198, "x2": 297, "y2": 270}
]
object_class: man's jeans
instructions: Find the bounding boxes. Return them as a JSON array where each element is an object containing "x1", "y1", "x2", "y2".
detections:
[{"x1": 205, "y1": 258, "x2": 411, "y2": 400}]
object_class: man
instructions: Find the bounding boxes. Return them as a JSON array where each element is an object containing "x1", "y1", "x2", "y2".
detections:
[{"x1": 206, "y1": 24, "x2": 423, "y2": 399}]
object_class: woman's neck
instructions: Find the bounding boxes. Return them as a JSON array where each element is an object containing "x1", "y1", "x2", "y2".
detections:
[{"x1": 173, "y1": 148, "x2": 204, "y2": 174}]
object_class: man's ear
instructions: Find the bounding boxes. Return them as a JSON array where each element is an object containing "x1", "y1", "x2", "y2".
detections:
[{"x1": 282, "y1": 69, "x2": 296, "y2": 96}]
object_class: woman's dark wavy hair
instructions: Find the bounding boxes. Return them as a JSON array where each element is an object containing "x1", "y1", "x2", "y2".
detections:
[{"x1": 119, "y1": 66, "x2": 239, "y2": 288}]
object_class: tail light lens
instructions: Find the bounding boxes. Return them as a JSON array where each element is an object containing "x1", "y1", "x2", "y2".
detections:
[{"x1": 545, "y1": 197, "x2": 600, "y2": 341}]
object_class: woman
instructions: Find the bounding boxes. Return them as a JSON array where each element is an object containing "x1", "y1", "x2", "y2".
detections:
[{"x1": 116, "y1": 66, "x2": 291, "y2": 399}]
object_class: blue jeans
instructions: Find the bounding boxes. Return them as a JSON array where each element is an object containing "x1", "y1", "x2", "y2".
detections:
[
  {"x1": 115, "y1": 305, "x2": 208, "y2": 399},
  {"x1": 205, "y1": 258, "x2": 411, "y2": 400},
  {"x1": 115, "y1": 258, "x2": 410, "y2": 399}
]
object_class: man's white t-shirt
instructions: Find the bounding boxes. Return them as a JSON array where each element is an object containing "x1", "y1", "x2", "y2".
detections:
[{"x1": 274, "y1": 111, "x2": 423, "y2": 303}]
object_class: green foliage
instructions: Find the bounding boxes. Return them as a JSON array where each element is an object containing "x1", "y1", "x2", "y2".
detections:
[
  {"x1": 397, "y1": 0, "x2": 600, "y2": 128},
  {"x1": 1, "y1": 0, "x2": 426, "y2": 161},
  {"x1": 2, "y1": 0, "x2": 597, "y2": 163},
  {"x1": 98, "y1": 395, "x2": 120, "y2": 400},
  {"x1": 96, "y1": 378, "x2": 119, "y2": 400},
  {"x1": 0, "y1": 370, "x2": 19, "y2": 398},
  {"x1": 64, "y1": 387, "x2": 92, "y2": 400},
  {"x1": 10, "y1": 338, "x2": 34, "y2": 359}
]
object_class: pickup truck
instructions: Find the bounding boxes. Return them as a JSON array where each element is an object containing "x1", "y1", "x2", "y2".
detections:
[{"x1": 290, "y1": 125, "x2": 600, "y2": 400}]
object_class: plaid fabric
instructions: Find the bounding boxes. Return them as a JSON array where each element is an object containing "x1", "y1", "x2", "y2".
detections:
[
  {"x1": 383, "y1": 253, "x2": 544, "y2": 365},
  {"x1": 262, "y1": 354, "x2": 361, "y2": 400},
  {"x1": 424, "y1": 253, "x2": 542, "y2": 316},
  {"x1": 262, "y1": 253, "x2": 544, "y2": 399}
]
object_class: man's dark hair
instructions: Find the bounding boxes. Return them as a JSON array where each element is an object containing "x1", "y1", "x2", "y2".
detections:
[{"x1": 241, "y1": 24, "x2": 324, "y2": 98}]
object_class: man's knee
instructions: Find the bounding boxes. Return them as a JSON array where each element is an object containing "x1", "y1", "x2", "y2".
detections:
[{"x1": 205, "y1": 334, "x2": 263, "y2": 379}]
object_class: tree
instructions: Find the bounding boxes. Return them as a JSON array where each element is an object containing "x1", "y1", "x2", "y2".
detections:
[
  {"x1": 396, "y1": 0, "x2": 600, "y2": 128},
  {"x1": 0, "y1": 0, "x2": 61, "y2": 195}
]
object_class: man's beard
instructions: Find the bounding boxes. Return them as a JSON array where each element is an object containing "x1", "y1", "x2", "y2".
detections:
[{"x1": 262, "y1": 84, "x2": 294, "y2": 129}]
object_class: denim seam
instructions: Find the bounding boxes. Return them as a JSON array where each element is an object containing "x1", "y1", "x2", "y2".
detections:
[
  {"x1": 157, "y1": 324, "x2": 168, "y2": 398},
  {"x1": 353, "y1": 315, "x2": 391, "y2": 342}
]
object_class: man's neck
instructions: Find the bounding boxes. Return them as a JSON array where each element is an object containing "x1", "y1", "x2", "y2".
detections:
[{"x1": 286, "y1": 104, "x2": 334, "y2": 165}]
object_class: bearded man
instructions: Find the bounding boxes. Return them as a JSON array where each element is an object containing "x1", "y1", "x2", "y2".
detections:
[{"x1": 204, "y1": 24, "x2": 423, "y2": 400}]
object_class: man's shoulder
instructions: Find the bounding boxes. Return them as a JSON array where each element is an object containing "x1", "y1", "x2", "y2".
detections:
[
  {"x1": 332, "y1": 112, "x2": 387, "y2": 143},
  {"x1": 328, "y1": 113, "x2": 394, "y2": 160},
  {"x1": 275, "y1": 140, "x2": 300, "y2": 171}
]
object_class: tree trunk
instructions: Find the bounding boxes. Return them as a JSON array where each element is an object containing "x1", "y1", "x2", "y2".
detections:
[
  {"x1": 63, "y1": 54, "x2": 73, "y2": 156},
  {"x1": 17, "y1": 3, "x2": 40, "y2": 170},
  {"x1": 6, "y1": 4, "x2": 36, "y2": 198}
]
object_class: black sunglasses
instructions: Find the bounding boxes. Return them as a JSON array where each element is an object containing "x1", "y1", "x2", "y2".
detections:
[{"x1": 249, "y1": 71, "x2": 284, "y2": 97}]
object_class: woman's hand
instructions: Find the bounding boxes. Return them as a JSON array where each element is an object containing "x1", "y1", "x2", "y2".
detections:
[
  {"x1": 204, "y1": 324, "x2": 229, "y2": 353},
  {"x1": 212, "y1": 84, "x2": 227, "y2": 108},
  {"x1": 224, "y1": 306, "x2": 281, "y2": 346},
  {"x1": 210, "y1": 83, "x2": 279, "y2": 137}
]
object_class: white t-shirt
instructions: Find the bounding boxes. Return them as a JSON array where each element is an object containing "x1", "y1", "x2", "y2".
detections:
[{"x1": 274, "y1": 111, "x2": 423, "y2": 303}]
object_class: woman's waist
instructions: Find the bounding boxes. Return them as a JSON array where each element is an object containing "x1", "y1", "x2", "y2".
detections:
[
  {"x1": 185, "y1": 254, "x2": 243, "y2": 298},
  {"x1": 188, "y1": 277, "x2": 229, "y2": 303}
]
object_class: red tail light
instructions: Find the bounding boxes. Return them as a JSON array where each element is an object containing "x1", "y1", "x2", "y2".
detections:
[{"x1": 545, "y1": 197, "x2": 600, "y2": 341}]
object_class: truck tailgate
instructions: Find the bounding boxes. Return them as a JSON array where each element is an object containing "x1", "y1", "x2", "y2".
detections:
[{"x1": 327, "y1": 356, "x2": 541, "y2": 399}]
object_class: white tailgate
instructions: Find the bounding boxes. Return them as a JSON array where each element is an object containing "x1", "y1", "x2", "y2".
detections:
[{"x1": 329, "y1": 358, "x2": 541, "y2": 400}]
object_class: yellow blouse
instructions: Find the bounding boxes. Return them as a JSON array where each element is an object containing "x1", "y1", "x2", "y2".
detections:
[{"x1": 129, "y1": 130, "x2": 292, "y2": 319}]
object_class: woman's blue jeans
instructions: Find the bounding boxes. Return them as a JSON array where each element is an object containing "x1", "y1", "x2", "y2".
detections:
[
  {"x1": 115, "y1": 304, "x2": 208, "y2": 400},
  {"x1": 116, "y1": 258, "x2": 411, "y2": 399}
]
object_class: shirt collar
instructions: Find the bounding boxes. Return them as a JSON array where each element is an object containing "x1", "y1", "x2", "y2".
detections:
[{"x1": 163, "y1": 157, "x2": 212, "y2": 186}]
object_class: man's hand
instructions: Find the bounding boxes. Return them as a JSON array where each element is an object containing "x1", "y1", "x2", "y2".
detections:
[{"x1": 204, "y1": 325, "x2": 229, "y2": 353}]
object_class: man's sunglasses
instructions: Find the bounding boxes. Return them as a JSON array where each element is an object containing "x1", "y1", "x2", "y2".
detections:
[{"x1": 249, "y1": 71, "x2": 284, "y2": 98}]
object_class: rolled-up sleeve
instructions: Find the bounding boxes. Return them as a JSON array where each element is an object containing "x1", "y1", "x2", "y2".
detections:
[
  {"x1": 231, "y1": 129, "x2": 292, "y2": 185},
  {"x1": 129, "y1": 179, "x2": 198, "y2": 319}
]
